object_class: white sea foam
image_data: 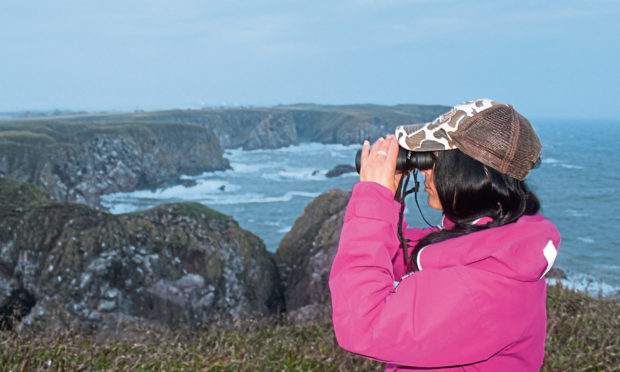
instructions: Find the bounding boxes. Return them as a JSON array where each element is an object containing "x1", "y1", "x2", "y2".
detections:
[
  {"x1": 559, "y1": 164, "x2": 584, "y2": 170},
  {"x1": 262, "y1": 220, "x2": 283, "y2": 227},
  {"x1": 180, "y1": 168, "x2": 238, "y2": 179},
  {"x1": 330, "y1": 149, "x2": 357, "y2": 160},
  {"x1": 271, "y1": 142, "x2": 358, "y2": 155},
  {"x1": 205, "y1": 191, "x2": 320, "y2": 205},
  {"x1": 542, "y1": 157, "x2": 584, "y2": 170},
  {"x1": 576, "y1": 237, "x2": 595, "y2": 244},
  {"x1": 262, "y1": 169, "x2": 327, "y2": 181},
  {"x1": 229, "y1": 142, "x2": 359, "y2": 156},
  {"x1": 103, "y1": 202, "x2": 140, "y2": 215},
  {"x1": 548, "y1": 273, "x2": 619, "y2": 297},
  {"x1": 566, "y1": 208, "x2": 585, "y2": 217},
  {"x1": 104, "y1": 180, "x2": 239, "y2": 201},
  {"x1": 278, "y1": 226, "x2": 292, "y2": 233},
  {"x1": 230, "y1": 161, "x2": 281, "y2": 174}
]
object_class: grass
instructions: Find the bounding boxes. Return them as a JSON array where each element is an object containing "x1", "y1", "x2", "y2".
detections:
[
  {"x1": 544, "y1": 284, "x2": 619, "y2": 371},
  {"x1": 0, "y1": 284, "x2": 617, "y2": 371}
]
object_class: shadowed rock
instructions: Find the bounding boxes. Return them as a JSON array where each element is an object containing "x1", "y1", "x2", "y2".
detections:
[
  {"x1": 547, "y1": 267, "x2": 567, "y2": 280},
  {"x1": 276, "y1": 189, "x2": 351, "y2": 323},
  {"x1": 0, "y1": 288, "x2": 36, "y2": 331}
]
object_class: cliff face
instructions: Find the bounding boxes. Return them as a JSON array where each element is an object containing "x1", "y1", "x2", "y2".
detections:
[
  {"x1": 0, "y1": 122, "x2": 230, "y2": 208},
  {"x1": 0, "y1": 177, "x2": 282, "y2": 334},
  {"x1": 276, "y1": 189, "x2": 350, "y2": 323}
]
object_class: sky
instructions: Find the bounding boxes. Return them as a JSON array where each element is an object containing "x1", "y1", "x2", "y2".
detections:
[{"x1": 1, "y1": 0, "x2": 619, "y2": 119}]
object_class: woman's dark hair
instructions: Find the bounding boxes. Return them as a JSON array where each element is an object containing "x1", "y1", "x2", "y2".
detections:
[{"x1": 408, "y1": 149, "x2": 540, "y2": 271}]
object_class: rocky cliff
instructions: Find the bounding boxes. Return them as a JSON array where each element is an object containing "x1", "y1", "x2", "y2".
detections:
[
  {"x1": 276, "y1": 189, "x2": 351, "y2": 323},
  {"x1": 0, "y1": 122, "x2": 230, "y2": 208},
  {"x1": 35, "y1": 103, "x2": 449, "y2": 150},
  {"x1": 1, "y1": 104, "x2": 446, "y2": 210},
  {"x1": 0, "y1": 177, "x2": 283, "y2": 335}
]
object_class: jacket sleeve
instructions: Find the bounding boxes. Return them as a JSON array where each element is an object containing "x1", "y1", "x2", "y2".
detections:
[{"x1": 329, "y1": 182, "x2": 518, "y2": 368}]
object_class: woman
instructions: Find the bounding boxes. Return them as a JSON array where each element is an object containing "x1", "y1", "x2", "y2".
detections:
[{"x1": 329, "y1": 99, "x2": 560, "y2": 371}]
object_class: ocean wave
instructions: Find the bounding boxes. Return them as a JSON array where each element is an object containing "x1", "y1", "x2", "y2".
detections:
[
  {"x1": 103, "y1": 180, "x2": 240, "y2": 201},
  {"x1": 262, "y1": 169, "x2": 328, "y2": 181},
  {"x1": 559, "y1": 164, "x2": 584, "y2": 170},
  {"x1": 103, "y1": 190, "x2": 321, "y2": 213},
  {"x1": 270, "y1": 142, "x2": 360, "y2": 155},
  {"x1": 101, "y1": 202, "x2": 142, "y2": 215},
  {"x1": 229, "y1": 161, "x2": 283, "y2": 173},
  {"x1": 566, "y1": 208, "x2": 585, "y2": 217},
  {"x1": 205, "y1": 191, "x2": 320, "y2": 205},
  {"x1": 262, "y1": 220, "x2": 284, "y2": 227},
  {"x1": 576, "y1": 237, "x2": 595, "y2": 244},
  {"x1": 227, "y1": 142, "x2": 360, "y2": 156},
  {"x1": 180, "y1": 169, "x2": 235, "y2": 179},
  {"x1": 542, "y1": 157, "x2": 583, "y2": 170}
]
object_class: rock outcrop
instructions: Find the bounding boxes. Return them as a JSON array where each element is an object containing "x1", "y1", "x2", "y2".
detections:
[
  {"x1": 0, "y1": 177, "x2": 283, "y2": 335},
  {"x1": 276, "y1": 189, "x2": 350, "y2": 323},
  {"x1": 0, "y1": 122, "x2": 230, "y2": 209},
  {"x1": 326, "y1": 164, "x2": 356, "y2": 178}
]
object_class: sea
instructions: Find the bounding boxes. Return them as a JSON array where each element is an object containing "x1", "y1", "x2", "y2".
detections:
[{"x1": 102, "y1": 119, "x2": 620, "y2": 297}]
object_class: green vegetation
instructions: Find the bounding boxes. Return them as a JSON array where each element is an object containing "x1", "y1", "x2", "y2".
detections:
[
  {"x1": 544, "y1": 284, "x2": 619, "y2": 371},
  {"x1": 152, "y1": 202, "x2": 235, "y2": 224},
  {"x1": 0, "y1": 284, "x2": 616, "y2": 371},
  {"x1": 0, "y1": 177, "x2": 53, "y2": 219},
  {"x1": 2, "y1": 104, "x2": 448, "y2": 148},
  {"x1": 0, "y1": 120, "x2": 206, "y2": 145},
  {"x1": 0, "y1": 130, "x2": 56, "y2": 146}
]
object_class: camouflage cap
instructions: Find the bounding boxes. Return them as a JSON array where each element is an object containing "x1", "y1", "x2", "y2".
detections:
[{"x1": 395, "y1": 99, "x2": 542, "y2": 180}]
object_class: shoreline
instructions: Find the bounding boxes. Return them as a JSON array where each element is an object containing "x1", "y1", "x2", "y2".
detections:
[{"x1": 547, "y1": 277, "x2": 619, "y2": 299}]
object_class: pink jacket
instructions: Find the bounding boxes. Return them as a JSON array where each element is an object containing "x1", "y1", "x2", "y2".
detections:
[{"x1": 329, "y1": 182, "x2": 561, "y2": 371}]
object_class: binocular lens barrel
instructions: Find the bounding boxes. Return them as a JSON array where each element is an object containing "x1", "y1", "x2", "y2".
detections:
[{"x1": 355, "y1": 147, "x2": 435, "y2": 173}]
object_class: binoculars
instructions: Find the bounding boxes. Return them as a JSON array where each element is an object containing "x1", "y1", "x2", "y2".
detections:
[{"x1": 355, "y1": 147, "x2": 435, "y2": 173}]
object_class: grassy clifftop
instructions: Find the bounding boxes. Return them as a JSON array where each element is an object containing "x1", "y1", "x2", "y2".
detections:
[
  {"x1": 4, "y1": 103, "x2": 450, "y2": 149},
  {"x1": 0, "y1": 284, "x2": 616, "y2": 371}
]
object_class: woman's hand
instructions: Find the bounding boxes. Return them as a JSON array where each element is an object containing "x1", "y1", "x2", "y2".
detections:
[{"x1": 360, "y1": 134, "x2": 402, "y2": 196}]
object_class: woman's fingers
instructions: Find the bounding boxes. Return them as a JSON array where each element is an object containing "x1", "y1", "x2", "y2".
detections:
[
  {"x1": 360, "y1": 135, "x2": 400, "y2": 195},
  {"x1": 386, "y1": 134, "x2": 399, "y2": 159},
  {"x1": 360, "y1": 139, "x2": 370, "y2": 168},
  {"x1": 369, "y1": 137, "x2": 385, "y2": 156}
]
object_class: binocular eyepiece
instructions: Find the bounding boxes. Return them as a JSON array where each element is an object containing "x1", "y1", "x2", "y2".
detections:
[{"x1": 355, "y1": 147, "x2": 435, "y2": 173}]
